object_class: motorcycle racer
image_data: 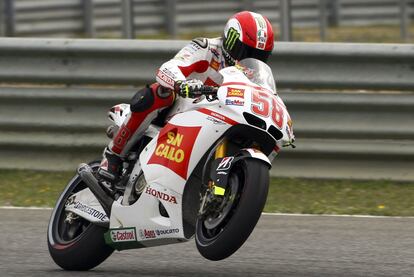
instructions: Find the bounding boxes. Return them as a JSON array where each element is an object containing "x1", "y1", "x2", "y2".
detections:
[{"x1": 97, "y1": 11, "x2": 275, "y2": 185}]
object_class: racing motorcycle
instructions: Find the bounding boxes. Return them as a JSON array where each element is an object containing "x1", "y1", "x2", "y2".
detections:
[{"x1": 47, "y1": 58, "x2": 295, "y2": 270}]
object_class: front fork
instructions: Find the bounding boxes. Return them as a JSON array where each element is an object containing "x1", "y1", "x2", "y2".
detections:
[
  {"x1": 212, "y1": 139, "x2": 228, "y2": 195},
  {"x1": 214, "y1": 139, "x2": 227, "y2": 159},
  {"x1": 198, "y1": 139, "x2": 228, "y2": 216}
]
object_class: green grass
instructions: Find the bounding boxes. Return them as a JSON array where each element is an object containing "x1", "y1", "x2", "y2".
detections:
[
  {"x1": 0, "y1": 170, "x2": 74, "y2": 207},
  {"x1": 0, "y1": 170, "x2": 413, "y2": 216},
  {"x1": 267, "y1": 178, "x2": 414, "y2": 216}
]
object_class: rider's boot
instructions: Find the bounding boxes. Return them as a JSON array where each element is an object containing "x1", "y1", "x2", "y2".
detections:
[{"x1": 97, "y1": 147, "x2": 123, "y2": 189}]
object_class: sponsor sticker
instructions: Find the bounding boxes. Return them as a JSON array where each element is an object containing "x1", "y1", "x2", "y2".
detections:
[
  {"x1": 210, "y1": 59, "x2": 220, "y2": 71},
  {"x1": 73, "y1": 201, "x2": 108, "y2": 221},
  {"x1": 162, "y1": 67, "x2": 176, "y2": 78},
  {"x1": 225, "y1": 27, "x2": 240, "y2": 51},
  {"x1": 210, "y1": 48, "x2": 220, "y2": 58},
  {"x1": 217, "y1": 157, "x2": 234, "y2": 171},
  {"x1": 257, "y1": 29, "x2": 267, "y2": 43},
  {"x1": 254, "y1": 15, "x2": 267, "y2": 50},
  {"x1": 198, "y1": 108, "x2": 238, "y2": 125},
  {"x1": 225, "y1": 99, "x2": 245, "y2": 106},
  {"x1": 226, "y1": 87, "x2": 245, "y2": 98},
  {"x1": 145, "y1": 187, "x2": 177, "y2": 204},
  {"x1": 189, "y1": 42, "x2": 201, "y2": 51},
  {"x1": 206, "y1": 116, "x2": 226, "y2": 125},
  {"x1": 139, "y1": 229, "x2": 156, "y2": 239},
  {"x1": 66, "y1": 195, "x2": 76, "y2": 205},
  {"x1": 155, "y1": 228, "x2": 179, "y2": 236},
  {"x1": 148, "y1": 123, "x2": 201, "y2": 180},
  {"x1": 156, "y1": 69, "x2": 175, "y2": 87},
  {"x1": 110, "y1": 228, "x2": 137, "y2": 242}
]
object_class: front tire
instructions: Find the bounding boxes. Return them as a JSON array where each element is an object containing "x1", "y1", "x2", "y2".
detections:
[
  {"x1": 47, "y1": 162, "x2": 114, "y2": 270},
  {"x1": 195, "y1": 159, "x2": 269, "y2": 261}
]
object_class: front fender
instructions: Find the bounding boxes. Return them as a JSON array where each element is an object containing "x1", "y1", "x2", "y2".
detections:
[{"x1": 239, "y1": 148, "x2": 271, "y2": 168}]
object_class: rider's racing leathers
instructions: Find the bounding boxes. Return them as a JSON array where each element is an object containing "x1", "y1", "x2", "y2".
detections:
[{"x1": 100, "y1": 37, "x2": 227, "y2": 179}]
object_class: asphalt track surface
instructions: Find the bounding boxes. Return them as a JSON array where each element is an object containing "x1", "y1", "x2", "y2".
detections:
[{"x1": 0, "y1": 208, "x2": 413, "y2": 277}]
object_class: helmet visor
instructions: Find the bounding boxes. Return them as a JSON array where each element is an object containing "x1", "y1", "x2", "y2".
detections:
[{"x1": 225, "y1": 38, "x2": 272, "y2": 63}]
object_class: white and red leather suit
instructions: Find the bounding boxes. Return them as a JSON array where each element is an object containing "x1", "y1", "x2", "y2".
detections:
[
  {"x1": 99, "y1": 11, "x2": 275, "y2": 181},
  {"x1": 109, "y1": 37, "x2": 226, "y2": 158}
]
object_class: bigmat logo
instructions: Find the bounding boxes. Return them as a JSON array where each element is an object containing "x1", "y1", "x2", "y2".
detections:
[{"x1": 148, "y1": 123, "x2": 201, "y2": 180}]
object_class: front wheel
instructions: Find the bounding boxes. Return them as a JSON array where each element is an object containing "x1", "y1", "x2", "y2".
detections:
[
  {"x1": 195, "y1": 159, "x2": 269, "y2": 261},
  {"x1": 47, "y1": 162, "x2": 114, "y2": 270}
]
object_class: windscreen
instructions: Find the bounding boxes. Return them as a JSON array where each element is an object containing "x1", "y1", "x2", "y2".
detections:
[{"x1": 237, "y1": 58, "x2": 277, "y2": 94}]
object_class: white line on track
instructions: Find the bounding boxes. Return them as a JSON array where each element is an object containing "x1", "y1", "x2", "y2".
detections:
[
  {"x1": 1, "y1": 206, "x2": 413, "y2": 219},
  {"x1": 262, "y1": 212, "x2": 414, "y2": 219},
  {"x1": 0, "y1": 206, "x2": 52, "y2": 210}
]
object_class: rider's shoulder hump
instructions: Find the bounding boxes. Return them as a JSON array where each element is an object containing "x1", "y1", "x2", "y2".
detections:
[{"x1": 191, "y1": 37, "x2": 208, "y2": 49}]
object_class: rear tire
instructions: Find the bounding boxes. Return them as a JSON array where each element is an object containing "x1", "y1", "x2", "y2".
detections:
[
  {"x1": 47, "y1": 162, "x2": 114, "y2": 270},
  {"x1": 195, "y1": 159, "x2": 269, "y2": 261}
]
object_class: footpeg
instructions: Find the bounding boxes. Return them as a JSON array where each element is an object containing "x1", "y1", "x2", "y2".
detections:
[{"x1": 77, "y1": 163, "x2": 114, "y2": 217}]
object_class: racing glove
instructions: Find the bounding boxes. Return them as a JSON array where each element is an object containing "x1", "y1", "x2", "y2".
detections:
[{"x1": 175, "y1": 79, "x2": 204, "y2": 98}]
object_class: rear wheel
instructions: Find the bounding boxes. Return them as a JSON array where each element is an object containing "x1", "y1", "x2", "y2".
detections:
[
  {"x1": 47, "y1": 162, "x2": 114, "y2": 270},
  {"x1": 195, "y1": 159, "x2": 269, "y2": 261}
]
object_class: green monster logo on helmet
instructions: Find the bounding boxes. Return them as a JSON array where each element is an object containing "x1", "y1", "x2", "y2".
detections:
[{"x1": 225, "y1": 27, "x2": 240, "y2": 50}]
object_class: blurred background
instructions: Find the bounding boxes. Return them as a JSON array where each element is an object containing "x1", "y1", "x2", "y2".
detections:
[
  {"x1": 0, "y1": 0, "x2": 413, "y2": 43},
  {"x1": 0, "y1": 0, "x2": 413, "y2": 213},
  {"x1": 1, "y1": 4, "x2": 414, "y2": 273}
]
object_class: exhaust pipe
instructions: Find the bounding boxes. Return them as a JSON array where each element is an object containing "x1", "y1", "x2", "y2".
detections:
[{"x1": 77, "y1": 163, "x2": 114, "y2": 217}]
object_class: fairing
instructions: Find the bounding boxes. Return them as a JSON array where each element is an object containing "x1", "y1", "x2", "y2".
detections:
[{"x1": 83, "y1": 59, "x2": 294, "y2": 249}]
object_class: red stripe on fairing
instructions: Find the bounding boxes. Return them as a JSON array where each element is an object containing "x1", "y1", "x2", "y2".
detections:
[
  {"x1": 235, "y1": 12, "x2": 257, "y2": 48},
  {"x1": 178, "y1": 60, "x2": 210, "y2": 77},
  {"x1": 197, "y1": 108, "x2": 238, "y2": 125}
]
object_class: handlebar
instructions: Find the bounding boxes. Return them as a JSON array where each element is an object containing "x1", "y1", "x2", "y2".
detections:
[
  {"x1": 173, "y1": 83, "x2": 219, "y2": 98},
  {"x1": 198, "y1": 85, "x2": 219, "y2": 95}
]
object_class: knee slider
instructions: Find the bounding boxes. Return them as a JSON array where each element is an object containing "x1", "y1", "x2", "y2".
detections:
[{"x1": 130, "y1": 87, "x2": 154, "y2": 112}]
